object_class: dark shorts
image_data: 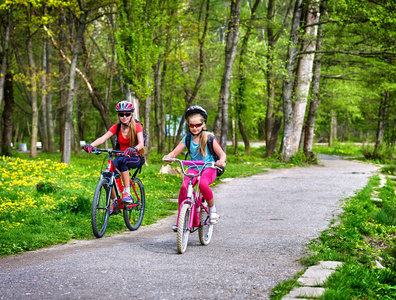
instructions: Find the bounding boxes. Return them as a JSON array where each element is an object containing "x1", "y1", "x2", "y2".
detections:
[{"x1": 113, "y1": 155, "x2": 142, "y2": 172}]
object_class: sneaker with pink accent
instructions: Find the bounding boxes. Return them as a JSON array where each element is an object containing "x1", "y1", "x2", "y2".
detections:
[
  {"x1": 210, "y1": 212, "x2": 220, "y2": 225},
  {"x1": 109, "y1": 199, "x2": 120, "y2": 216},
  {"x1": 121, "y1": 192, "x2": 133, "y2": 204}
]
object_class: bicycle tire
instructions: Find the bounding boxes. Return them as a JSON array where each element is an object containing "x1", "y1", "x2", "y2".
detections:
[
  {"x1": 198, "y1": 201, "x2": 213, "y2": 245},
  {"x1": 177, "y1": 203, "x2": 191, "y2": 254},
  {"x1": 92, "y1": 178, "x2": 111, "y2": 238},
  {"x1": 123, "y1": 177, "x2": 145, "y2": 231}
]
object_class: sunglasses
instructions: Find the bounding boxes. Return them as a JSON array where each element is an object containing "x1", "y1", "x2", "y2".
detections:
[
  {"x1": 189, "y1": 123, "x2": 203, "y2": 129},
  {"x1": 118, "y1": 113, "x2": 132, "y2": 117}
]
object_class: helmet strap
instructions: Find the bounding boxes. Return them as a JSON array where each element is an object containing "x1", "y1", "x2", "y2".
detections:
[
  {"x1": 190, "y1": 128, "x2": 207, "y2": 136},
  {"x1": 120, "y1": 120, "x2": 131, "y2": 127}
]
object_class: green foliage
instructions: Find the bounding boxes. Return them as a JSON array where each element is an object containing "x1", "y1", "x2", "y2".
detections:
[
  {"x1": 313, "y1": 142, "x2": 363, "y2": 157},
  {"x1": 115, "y1": 0, "x2": 163, "y2": 100},
  {"x1": 383, "y1": 165, "x2": 396, "y2": 176},
  {"x1": 290, "y1": 151, "x2": 318, "y2": 165}
]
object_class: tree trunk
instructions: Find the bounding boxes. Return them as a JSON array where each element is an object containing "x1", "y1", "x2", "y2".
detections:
[
  {"x1": 268, "y1": 116, "x2": 282, "y2": 155},
  {"x1": 264, "y1": 0, "x2": 293, "y2": 157},
  {"x1": 13, "y1": 122, "x2": 19, "y2": 148},
  {"x1": 154, "y1": 55, "x2": 162, "y2": 153},
  {"x1": 41, "y1": 36, "x2": 49, "y2": 152},
  {"x1": 27, "y1": 31, "x2": 39, "y2": 158},
  {"x1": 45, "y1": 36, "x2": 56, "y2": 152},
  {"x1": 62, "y1": 52, "x2": 78, "y2": 164},
  {"x1": 144, "y1": 94, "x2": 152, "y2": 158},
  {"x1": 159, "y1": 26, "x2": 172, "y2": 154},
  {"x1": 292, "y1": 0, "x2": 319, "y2": 152},
  {"x1": 281, "y1": 0, "x2": 303, "y2": 162},
  {"x1": 304, "y1": 1, "x2": 326, "y2": 155},
  {"x1": 374, "y1": 90, "x2": 389, "y2": 154},
  {"x1": 1, "y1": 71, "x2": 14, "y2": 156},
  {"x1": 214, "y1": 0, "x2": 241, "y2": 150},
  {"x1": 58, "y1": 11, "x2": 67, "y2": 153},
  {"x1": 265, "y1": 0, "x2": 276, "y2": 157},
  {"x1": 238, "y1": 119, "x2": 250, "y2": 154},
  {"x1": 61, "y1": 12, "x2": 87, "y2": 164},
  {"x1": 0, "y1": 10, "x2": 11, "y2": 108},
  {"x1": 232, "y1": 118, "x2": 238, "y2": 154},
  {"x1": 329, "y1": 109, "x2": 337, "y2": 147}
]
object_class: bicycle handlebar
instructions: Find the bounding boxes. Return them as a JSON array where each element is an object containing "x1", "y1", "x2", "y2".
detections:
[
  {"x1": 163, "y1": 158, "x2": 223, "y2": 177},
  {"x1": 92, "y1": 148, "x2": 124, "y2": 155}
]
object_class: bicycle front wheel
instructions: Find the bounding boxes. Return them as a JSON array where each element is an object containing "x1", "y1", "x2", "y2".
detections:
[
  {"x1": 177, "y1": 203, "x2": 191, "y2": 254},
  {"x1": 92, "y1": 178, "x2": 111, "y2": 238},
  {"x1": 198, "y1": 201, "x2": 213, "y2": 245},
  {"x1": 123, "y1": 177, "x2": 145, "y2": 231}
]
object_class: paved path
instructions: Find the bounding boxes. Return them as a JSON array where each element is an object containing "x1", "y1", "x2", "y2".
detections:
[{"x1": 0, "y1": 155, "x2": 380, "y2": 299}]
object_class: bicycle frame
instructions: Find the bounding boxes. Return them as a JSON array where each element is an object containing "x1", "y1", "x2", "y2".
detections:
[
  {"x1": 169, "y1": 159, "x2": 215, "y2": 231},
  {"x1": 95, "y1": 149, "x2": 140, "y2": 210}
]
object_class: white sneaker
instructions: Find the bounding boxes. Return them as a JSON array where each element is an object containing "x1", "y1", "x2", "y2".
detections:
[
  {"x1": 209, "y1": 212, "x2": 220, "y2": 225},
  {"x1": 172, "y1": 225, "x2": 178, "y2": 232}
]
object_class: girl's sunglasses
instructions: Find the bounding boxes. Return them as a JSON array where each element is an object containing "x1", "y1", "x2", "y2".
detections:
[
  {"x1": 189, "y1": 123, "x2": 203, "y2": 129},
  {"x1": 118, "y1": 113, "x2": 132, "y2": 117}
]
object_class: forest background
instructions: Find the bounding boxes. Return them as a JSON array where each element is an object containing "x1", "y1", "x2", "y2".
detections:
[
  {"x1": 1, "y1": 2, "x2": 396, "y2": 296},
  {"x1": 0, "y1": 0, "x2": 395, "y2": 163}
]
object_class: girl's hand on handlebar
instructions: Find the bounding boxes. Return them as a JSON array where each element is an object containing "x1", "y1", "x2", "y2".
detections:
[
  {"x1": 124, "y1": 147, "x2": 137, "y2": 157},
  {"x1": 162, "y1": 154, "x2": 173, "y2": 162},
  {"x1": 84, "y1": 144, "x2": 93, "y2": 153},
  {"x1": 215, "y1": 160, "x2": 225, "y2": 168}
]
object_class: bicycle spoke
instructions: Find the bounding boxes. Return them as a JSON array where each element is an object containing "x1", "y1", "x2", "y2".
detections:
[
  {"x1": 123, "y1": 177, "x2": 145, "y2": 231},
  {"x1": 92, "y1": 179, "x2": 111, "y2": 238}
]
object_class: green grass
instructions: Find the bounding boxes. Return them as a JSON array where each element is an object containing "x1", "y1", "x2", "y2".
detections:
[
  {"x1": 0, "y1": 146, "x2": 291, "y2": 257},
  {"x1": 270, "y1": 175, "x2": 396, "y2": 300},
  {"x1": 313, "y1": 141, "x2": 364, "y2": 157}
]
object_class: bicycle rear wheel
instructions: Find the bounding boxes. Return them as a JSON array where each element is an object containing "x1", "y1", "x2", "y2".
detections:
[
  {"x1": 177, "y1": 203, "x2": 191, "y2": 254},
  {"x1": 92, "y1": 178, "x2": 111, "y2": 238},
  {"x1": 123, "y1": 177, "x2": 145, "y2": 231},
  {"x1": 198, "y1": 201, "x2": 213, "y2": 245}
]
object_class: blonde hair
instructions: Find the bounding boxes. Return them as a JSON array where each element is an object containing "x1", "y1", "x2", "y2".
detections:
[
  {"x1": 128, "y1": 118, "x2": 145, "y2": 156},
  {"x1": 187, "y1": 113, "x2": 208, "y2": 156}
]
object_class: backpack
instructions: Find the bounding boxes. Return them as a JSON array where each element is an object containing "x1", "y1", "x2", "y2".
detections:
[
  {"x1": 184, "y1": 133, "x2": 225, "y2": 177},
  {"x1": 115, "y1": 120, "x2": 147, "y2": 151}
]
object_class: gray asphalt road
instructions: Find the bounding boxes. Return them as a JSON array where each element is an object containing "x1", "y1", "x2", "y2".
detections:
[{"x1": 0, "y1": 155, "x2": 380, "y2": 299}]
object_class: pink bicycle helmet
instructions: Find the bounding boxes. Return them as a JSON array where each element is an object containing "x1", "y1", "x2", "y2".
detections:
[{"x1": 116, "y1": 101, "x2": 135, "y2": 112}]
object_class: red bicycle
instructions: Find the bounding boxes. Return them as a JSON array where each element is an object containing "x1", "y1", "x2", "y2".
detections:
[
  {"x1": 90, "y1": 149, "x2": 145, "y2": 238},
  {"x1": 164, "y1": 158, "x2": 220, "y2": 254}
]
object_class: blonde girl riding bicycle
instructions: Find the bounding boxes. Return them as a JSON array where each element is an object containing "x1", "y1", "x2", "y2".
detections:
[
  {"x1": 163, "y1": 106, "x2": 226, "y2": 227},
  {"x1": 84, "y1": 101, "x2": 145, "y2": 209}
]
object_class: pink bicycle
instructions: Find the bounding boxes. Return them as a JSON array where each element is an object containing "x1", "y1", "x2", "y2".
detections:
[
  {"x1": 91, "y1": 148, "x2": 145, "y2": 238},
  {"x1": 164, "y1": 158, "x2": 219, "y2": 254}
]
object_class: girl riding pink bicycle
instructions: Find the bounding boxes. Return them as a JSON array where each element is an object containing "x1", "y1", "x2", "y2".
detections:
[{"x1": 163, "y1": 106, "x2": 226, "y2": 229}]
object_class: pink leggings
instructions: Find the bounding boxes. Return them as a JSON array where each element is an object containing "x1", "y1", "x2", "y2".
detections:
[{"x1": 178, "y1": 167, "x2": 217, "y2": 205}]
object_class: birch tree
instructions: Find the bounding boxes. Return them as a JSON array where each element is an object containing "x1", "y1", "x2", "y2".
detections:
[
  {"x1": 61, "y1": 11, "x2": 88, "y2": 164},
  {"x1": 303, "y1": 0, "x2": 326, "y2": 155},
  {"x1": 281, "y1": 0, "x2": 303, "y2": 161},
  {"x1": 292, "y1": 0, "x2": 319, "y2": 152}
]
